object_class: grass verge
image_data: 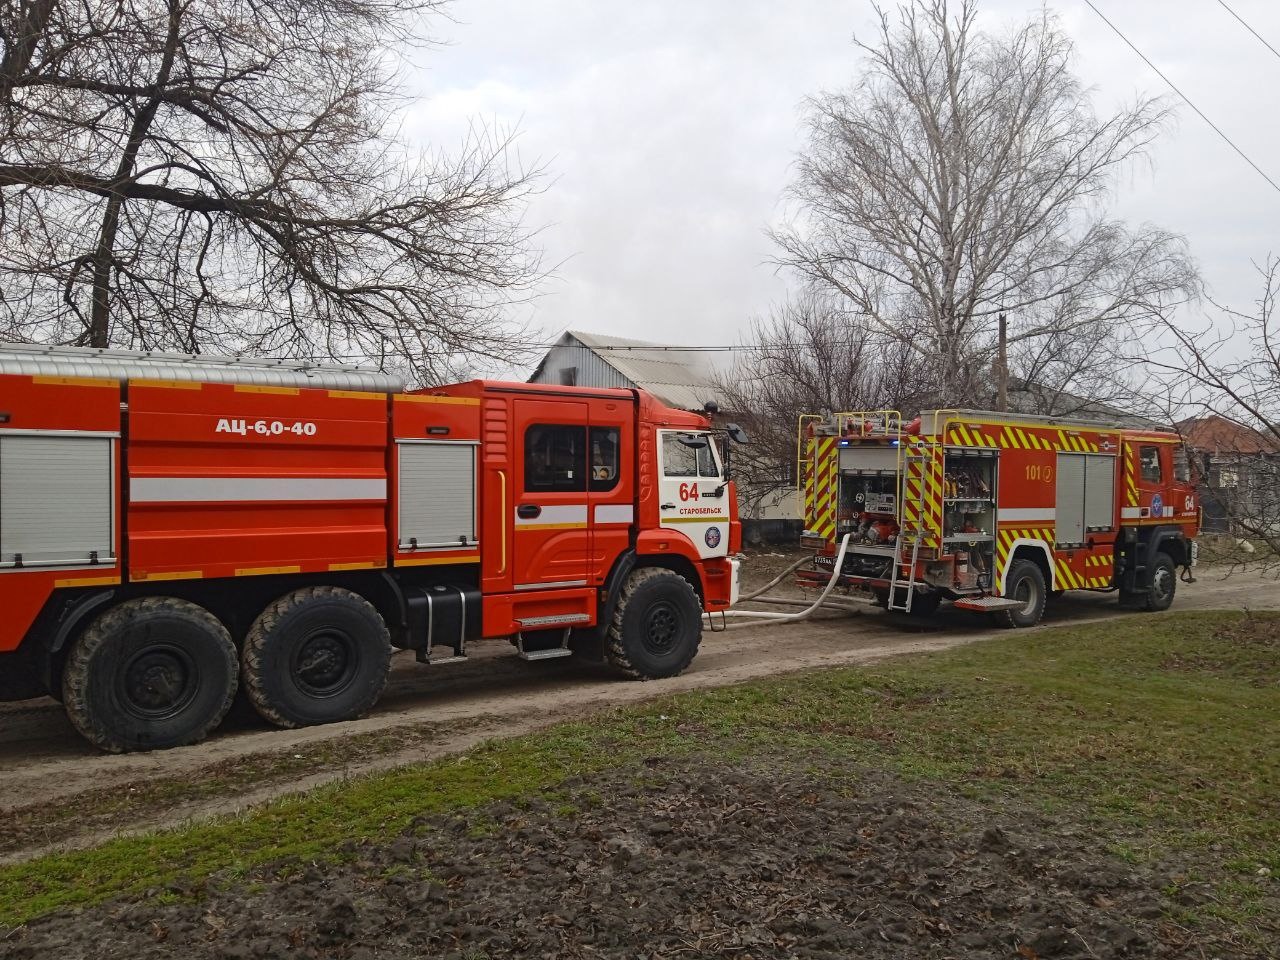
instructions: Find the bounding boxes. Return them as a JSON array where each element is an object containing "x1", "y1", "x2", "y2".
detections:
[{"x1": 0, "y1": 609, "x2": 1276, "y2": 930}]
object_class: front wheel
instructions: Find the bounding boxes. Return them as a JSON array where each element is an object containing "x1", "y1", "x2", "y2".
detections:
[
  {"x1": 992, "y1": 559, "x2": 1047, "y2": 629},
  {"x1": 242, "y1": 586, "x2": 391, "y2": 728},
  {"x1": 606, "y1": 567, "x2": 702, "y2": 679},
  {"x1": 1137, "y1": 551, "x2": 1177, "y2": 612}
]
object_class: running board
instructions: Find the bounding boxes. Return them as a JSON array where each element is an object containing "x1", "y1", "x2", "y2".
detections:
[
  {"x1": 518, "y1": 647, "x2": 573, "y2": 661},
  {"x1": 516, "y1": 613, "x2": 591, "y2": 628},
  {"x1": 953, "y1": 596, "x2": 1025, "y2": 612}
]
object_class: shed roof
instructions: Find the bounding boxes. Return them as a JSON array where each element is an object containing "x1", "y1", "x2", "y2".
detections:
[{"x1": 536, "y1": 330, "x2": 720, "y2": 412}]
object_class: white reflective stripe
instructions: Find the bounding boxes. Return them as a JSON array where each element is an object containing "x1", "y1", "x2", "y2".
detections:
[
  {"x1": 131, "y1": 477, "x2": 386, "y2": 503},
  {"x1": 1120, "y1": 507, "x2": 1142, "y2": 519},
  {"x1": 514, "y1": 504, "x2": 588, "y2": 526},
  {"x1": 999, "y1": 507, "x2": 1056, "y2": 522},
  {"x1": 514, "y1": 579, "x2": 588, "y2": 591},
  {"x1": 594, "y1": 504, "x2": 634, "y2": 524}
]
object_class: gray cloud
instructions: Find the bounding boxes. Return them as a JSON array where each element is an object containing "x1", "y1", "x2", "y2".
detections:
[{"x1": 403, "y1": 1, "x2": 1280, "y2": 361}]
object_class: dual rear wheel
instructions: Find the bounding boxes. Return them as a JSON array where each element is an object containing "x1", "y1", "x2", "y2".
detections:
[{"x1": 63, "y1": 587, "x2": 391, "y2": 753}]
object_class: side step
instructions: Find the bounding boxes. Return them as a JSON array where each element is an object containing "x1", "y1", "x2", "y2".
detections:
[
  {"x1": 514, "y1": 626, "x2": 577, "y2": 661},
  {"x1": 953, "y1": 596, "x2": 1026, "y2": 612},
  {"x1": 516, "y1": 613, "x2": 591, "y2": 629}
]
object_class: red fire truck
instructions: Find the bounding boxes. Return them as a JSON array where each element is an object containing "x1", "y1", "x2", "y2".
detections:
[
  {"x1": 0, "y1": 345, "x2": 741, "y2": 752},
  {"x1": 798, "y1": 409, "x2": 1199, "y2": 625}
]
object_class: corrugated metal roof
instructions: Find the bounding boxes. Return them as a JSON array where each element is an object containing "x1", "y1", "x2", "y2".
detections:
[
  {"x1": 0, "y1": 343, "x2": 403, "y2": 392},
  {"x1": 561, "y1": 330, "x2": 719, "y2": 412}
]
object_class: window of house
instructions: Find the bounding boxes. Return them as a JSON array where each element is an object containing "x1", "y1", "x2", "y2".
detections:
[
  {"x1": 524, "y1": 424, "x2": 586, "y2": 493},
  {"x1": 1139, "y1": 445, "x2": 1162, "y2": 483},
  {"x1": 589, "y1": 427, "x2": 620, "y2": 492},
  {"x1": 662, "y1": 432, "x2": 721, "y2": 478},
  {"x1": 558, "y1": 367, "x2": 577, "y2": 386}
]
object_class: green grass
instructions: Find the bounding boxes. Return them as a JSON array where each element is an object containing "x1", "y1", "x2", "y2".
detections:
[{"x1": 0, "y1": 610, "x2": 1276, "y2": 929}]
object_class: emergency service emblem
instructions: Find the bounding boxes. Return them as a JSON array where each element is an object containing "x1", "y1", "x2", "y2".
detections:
[
  {"x1": 705, "y1": 526, "x2": 722, "y2": 548},
  {"x1": 1150, "y1": 494, "x2": 1163, "y2": 518}
]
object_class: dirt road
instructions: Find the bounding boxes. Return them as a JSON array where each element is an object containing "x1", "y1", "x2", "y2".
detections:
[{"x1": 0, "y1": 564, "x2": 1274, "y2": 861}]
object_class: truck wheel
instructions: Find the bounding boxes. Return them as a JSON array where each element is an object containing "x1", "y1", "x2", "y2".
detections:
[
  {"x1": 993, "y1": 560, "x2": 1047, "y2": 629},
  {"x1": 242, "y1": 586, "x2": 391, "y2": 728},
  {"x1": 884, "y1": 586, "x2": 942, "y2": 617},
  {"x1": 62, "y1": 598, "x2": 238, "y2": 753},
  {"x1": 606, "y1": 567, "x2": 702, "y2": 679},
  {"x1": 1140, "y1": 551, "x2": 1177, "y2": 612}
]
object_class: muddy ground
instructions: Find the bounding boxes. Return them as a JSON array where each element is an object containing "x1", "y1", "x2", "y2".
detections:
[
  {"x1": 0, "y1": 555, "x2": 1276, "y2": 863},
  {"x1": 1, "y1": 749, "x2": 1253, "y2": 960}
]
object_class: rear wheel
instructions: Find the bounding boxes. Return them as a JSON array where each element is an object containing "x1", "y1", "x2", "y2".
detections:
[
  {"x1": 62, "y1": 598, "x2": 237, "y2": 753},
  {"x1": 881, "y1": 585, "x2": 942, "y2": 617},
  {"x1": 992, "y1": 559, "x2": 1047, "y2": 629},
  {"x1": 242, "y1": 586, "x2": 391, "y2": 728},
  {"x1": 606, "y1": 567, "x2": 702, "y2": 679}
]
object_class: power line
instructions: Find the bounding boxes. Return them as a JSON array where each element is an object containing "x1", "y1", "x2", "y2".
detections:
[
  {"x1": 1083, "y1": 0, "x2": 1280, "y2": 198},
  {"x1": 1217, "y1": 0, "x2": 1280, "y2": 63}
]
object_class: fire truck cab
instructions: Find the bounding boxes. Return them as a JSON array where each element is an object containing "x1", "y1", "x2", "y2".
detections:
[
  {"x1": 798, "y1": 409, "x2": 1198, "y2": 626},
  {"x1": 0, "y1": 345, "x2": 741, "y2": 752}
]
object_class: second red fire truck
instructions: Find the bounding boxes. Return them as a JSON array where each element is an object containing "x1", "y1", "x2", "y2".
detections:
[
  {"x1": 798, "y1": 409, "x2": 1199, "y2": 625},
  {"x1": 0, "y1": 345, "x2": 742, "y2": 752}
]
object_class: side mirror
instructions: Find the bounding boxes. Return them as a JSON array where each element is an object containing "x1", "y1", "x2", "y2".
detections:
[{"x1": 726, "y1": 422, "x2": 748, "y2": 444}]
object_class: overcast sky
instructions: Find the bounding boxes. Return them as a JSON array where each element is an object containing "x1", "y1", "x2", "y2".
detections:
[{"x1": 404, "y1": 1, "x2": 1280, "y2": 363}]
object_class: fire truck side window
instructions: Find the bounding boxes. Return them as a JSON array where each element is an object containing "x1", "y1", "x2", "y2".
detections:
[
  {"x1": 1139, "y1": 445, "x2": 1162, "y2": 483},
  {"x1": 589, "y1": 427, "x2": 620, "y2": 492},
  {"x1": 524, "y1": 424, "x2": 586, "y2": 493},
  {"x1": 663, "y1": 433, "x2": 721, "y2": 478},
  {"x1": 663, "y1": 434, "x2": 699, "y2": 476}
]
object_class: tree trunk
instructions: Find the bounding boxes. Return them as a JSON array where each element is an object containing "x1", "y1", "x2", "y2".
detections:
[{"x1": 86, "y1": 0, "x2": 181, "y2": 347}]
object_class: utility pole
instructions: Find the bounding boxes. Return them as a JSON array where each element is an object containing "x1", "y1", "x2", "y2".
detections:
[{"x1": 996, "y1": 312, "x2": 1008, "y2": 412}]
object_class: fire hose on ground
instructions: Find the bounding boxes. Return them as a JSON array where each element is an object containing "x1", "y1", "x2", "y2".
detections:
[{"x1": 715, "y1": 534, "x2": 870, "y2": 630}]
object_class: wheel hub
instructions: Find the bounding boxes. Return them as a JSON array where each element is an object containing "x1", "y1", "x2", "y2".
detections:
[
  {"x1": 294, "y1": 632, "x2": 354, "y2": 696},
  {"x1": 643, "y1": 601, "x2": 681, "y2": 655},
  {"x1": 120, "y1": 646, "x2": 196, "y2": 719}
]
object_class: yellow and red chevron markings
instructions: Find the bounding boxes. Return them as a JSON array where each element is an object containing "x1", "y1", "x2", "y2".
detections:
[
  {"x1": 946, "y1": 421, "x2": 1102, "y2": 452},
  {"x1": 1123, "y1": 443, "x2": 1140, "y2": 506},
  {"x1": 996, "y1": 526, "x2": 1114, "y2": 590},
  {"x1": 901, "y1": 444, "x2": 943, "y2": 548},
  {"x1": 802, "y1": 436, "x2": 838, "y2": 541}
]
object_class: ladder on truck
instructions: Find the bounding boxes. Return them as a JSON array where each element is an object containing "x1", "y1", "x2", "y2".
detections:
[{"x1": 887, "y1": 442, "x2": 936, "y2": 612}]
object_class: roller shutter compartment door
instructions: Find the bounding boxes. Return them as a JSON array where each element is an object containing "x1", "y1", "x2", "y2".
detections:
[
  {"x1": 398, "y1": 441, "x2": 477, "y2": 549},
  {"x1": 1055, "y1": 452, "x2": 1087, "y2": 545},
  {"x1": 0, "y1": 435, "x2": 114, "y2": 566},
  {"x1": 1084, "y1": 455, "x2": 1116, "y2": 530}
]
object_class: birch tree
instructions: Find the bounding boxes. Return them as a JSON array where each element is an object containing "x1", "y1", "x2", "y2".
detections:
[{"x1": 773, "y1": 0, "x2": 1197, "y2": 403}]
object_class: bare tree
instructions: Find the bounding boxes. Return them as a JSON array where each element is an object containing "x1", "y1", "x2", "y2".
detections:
[
  {"x1": 714, "y1": 293, "x2": 927, "y2": 511},
  {"x1": 0, "y1": 0, "x2": 542, "y2": 382},
  {"x1": 772, "y1": 0, "x2": 1197, "y2": 403},
  {"x1": 1147, "y1": 258, "x2": 1280, "y2": 570}
]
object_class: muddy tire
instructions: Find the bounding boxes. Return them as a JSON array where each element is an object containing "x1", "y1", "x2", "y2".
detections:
[
  {"x1": 883, "y1": 586, "x2": 942, "y2": 617},
  {"x1": 606, "y1": 567, "x2": 702, "y2": 679},
  {"x1": 992, "y1": 559, "x2": 1047, "y2": 629},
  {"x1": 242, "y1": 586, "x2": 391, "y2": 729},
  {"x1": 62, "y1": 598, "x2": 237, "y2": 753}
]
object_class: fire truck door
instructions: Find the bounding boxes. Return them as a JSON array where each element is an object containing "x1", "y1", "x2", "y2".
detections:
[
  {"x1": 1125, "y1": 440, "x2": 1172, "y2": 521},
  {"x1": 513, "y1": 400, "x2": 592, "y2": 590},
  {"x1": 657, "y1": 430, "x2": 730, "y2": 560},
  {"x1": 584, "y1": 402, "x2": 633, "y2": 585}
]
